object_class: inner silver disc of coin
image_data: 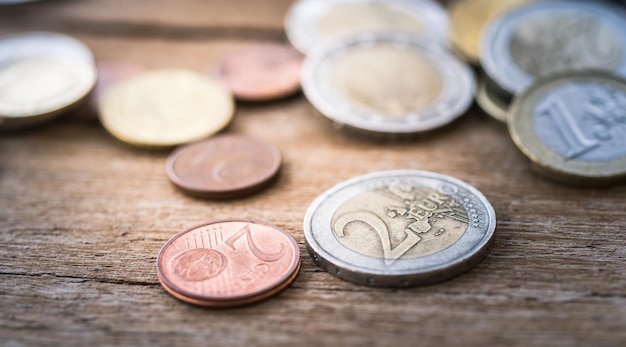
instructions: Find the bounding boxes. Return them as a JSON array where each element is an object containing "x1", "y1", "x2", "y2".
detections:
[{"x1": 303, "y1": 170, "x2": 496, "y2": 287}]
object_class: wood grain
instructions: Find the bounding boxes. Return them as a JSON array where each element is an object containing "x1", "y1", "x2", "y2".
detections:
[{"x1": 1, "y1": 1, "x2": 625, "y2": 346}]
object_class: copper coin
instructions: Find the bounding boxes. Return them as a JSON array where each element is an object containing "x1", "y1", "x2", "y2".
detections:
[
  {"x1": 156, "y1": 220, "x2": 301, "y2": 307},
  {"x1": 215, "y1": 43, "x2": 303, "y2": 101},
  {"x1": 166, "y1": 134, "x2": 282, "y2": 199}
]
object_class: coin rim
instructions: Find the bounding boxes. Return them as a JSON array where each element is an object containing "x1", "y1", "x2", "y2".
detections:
[
  {"x1": 303, "y1": 170, "x2": 496, "y2": 287},
  {"x1": 301, "y1": 31, "x2": 475, "y2": 134},
  {"x1": 476, "y1": 73, "x2": 510, "y2": 123},
  {"x1": 481, "y1": 0, "x2": 626, "y2": 96},
  {"x1": 284, "y1": 0, "x2": 448, "y2": 54},
  {"x1": 156, "y1": 219, "x2": 301, "y2": 306},
  {"x1": 165, "y1": 134, "x2": 282, "y2": 199},
  {"x1": 508, "y1": 70, "x2": 626, "y2": 184}
]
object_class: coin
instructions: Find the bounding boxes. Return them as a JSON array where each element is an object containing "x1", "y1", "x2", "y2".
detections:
[
  {"x1": 285, "y1": 0, "x2": 448, "y2": 53},
  {"x1": 92, "y1": 60, "x2": 144, "y2": 112},
  {"x1": 481, "y1": 0, "x2": 626, "y2": 96},
  {"x1": 215, "y1": 43, "x2": 303, "y2": 101},
  {"x1": 302, "y1": 31, "x2": 475, "y2": 135},
  {"x1": 0, "y1": 32, "x2": 96, "y2": 130},
  {"x1": 448, "y1": 0, "x2": 530, "y2": 65},
  {"x1": 476, "y1": 74, "x2": 511, "y2": 123},
  {"x1": 157, "y1": 220, "x2": 300, "y2": 307},
  {"x1": 99, "y1": 69, "x2": 234, "y2": 148},
  {"x1": 303, "y1": 170, "x2": 496, "y2": 287},
  {"x1": 166, "y1": 134, "x2": 282, "y2": 199},
  {"x1": 508, "y1": 71, "x2": 626, "y2": 185}
]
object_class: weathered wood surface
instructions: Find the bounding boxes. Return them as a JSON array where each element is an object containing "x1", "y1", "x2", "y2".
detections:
[{"x1": 0, "y1": 1, "x2": 625, "y2": 346}]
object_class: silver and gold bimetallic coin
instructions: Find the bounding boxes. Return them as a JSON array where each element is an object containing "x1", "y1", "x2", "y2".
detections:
[
  {"x1": 301, "y1": 32, "x2": 475, "y2": 136},
  {"x1": 99, "y1": 69, "x2": 234, "y2": 149},
  {"x1": 285, "y1": 0, "x2": 448, "y2": 54},
  {"x1": 481, "y1": 0, "x2": 626, "y2": 97},
  {"x1": 509, "y1": 71, "x2": 626, "y2": 186},
  {"x1": 303, "y1": 170, "x2": 496, "y2": 287},
  {"x1": 0, "y1": 32, "x2": 97, "y2": 130},
  {"x1": 448, "y1": 0, "x2": 531, "y2": 65}
]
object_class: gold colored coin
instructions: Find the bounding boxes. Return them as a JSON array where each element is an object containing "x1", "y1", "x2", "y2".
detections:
[
  {"x1": 448, "y1": 0, "x2": 530, "y2": 64},
  {"x1": 99, "y1": 69, "x2": 234, "y2": 148},
  {"x1": 475, "y1": 74, "x2": 511, "y2": 123},
  {"x1": 508, "y1": 71, "x2": 626, "y2": 186}
]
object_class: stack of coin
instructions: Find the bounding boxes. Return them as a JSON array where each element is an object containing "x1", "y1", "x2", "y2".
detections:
[
  {"x1": 303, "y1": 170, "x2": 496, "y2": 287},
  {"x1": 157, "y1": 220, "x2": 300, "y2": 307},
  {"x1": 287, "y1": 0, "x2": 477, "y2": 137},
  {"x1": 99, "y1": 69, "x2": 235, "y2": 149},
  {"x1": 476, "y1": 0, "x2": 626, "y2": 123},
  {"x1": 0, "y1": 32, "x2": 97, "y2": 130}
]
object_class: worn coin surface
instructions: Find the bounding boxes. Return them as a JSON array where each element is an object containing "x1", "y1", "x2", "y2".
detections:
[
  {"x1": 509, "y1": 71, "x2": 626, "y2": 185},
  {"x1": 99, "y1": 69, "x2": 234, "y2": 148},
  {"x1": 285, "y1": 0, "x2": 448, "y2": 53},
  {"x1": 481, "y1": 0, "x2": 626, "y2": 96},
  {"x1": 449, "y1": 0, "x2": 530, "y2": 65},
  {"x1": 0, "y1": 32, "x2": 96, "y2": 130},
  {"x1": 303, "y1": 170, "x2": 496, "y2": 287},
  {"x1": 476, "y1": 74, "x2": 511, "y2": 123},
  {"x1": 302, "y1": 32, "x2": 474, "y2": 135},
  {"x1": 157, "y1": 220, "x2": 300, "y2": 307},
  {"x1": 166, "y1": 134, "x2": 282, "y2": 199},
  {"x1": 215, "y1": 43, "x2": 303, "y2": 101}
]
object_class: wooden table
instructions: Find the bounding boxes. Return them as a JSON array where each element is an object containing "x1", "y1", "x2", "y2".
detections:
[{"x1": 1, "y1": 1, "x2": 625, "y2": 346}]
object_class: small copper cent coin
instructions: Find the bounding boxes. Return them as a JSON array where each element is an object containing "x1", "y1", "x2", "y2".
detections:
[
  {"x1": 157, "y1": 220, "x2": 301, "y2": 307},
  {"x1": 216, "y1": 43, "x2": 303, "y2": 101},
  {"x1": 166, "y1": 134, "x2": 282, "y2": 199}
]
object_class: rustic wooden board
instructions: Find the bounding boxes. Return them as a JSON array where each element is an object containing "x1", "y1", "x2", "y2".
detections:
[{"x1": 1, "y1": 1, "x2": 625, "y2": 346}]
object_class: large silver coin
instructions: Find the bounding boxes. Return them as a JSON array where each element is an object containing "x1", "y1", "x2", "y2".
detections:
[
  {"x1": 0, "y1": 32, "x2": 96, "y2": 129},
  {"x1": 303, "y1": 170, "x2": 496, "y2": 287},
  {"x1": 285, "y1": 0, "x2": 448, "y2": 54},
  {"x1": 302, "y1": 32, "x2": 475, "y2": 135},
  {"x1": 481, "y1": 0, "x2": 626, "y2": 96}
]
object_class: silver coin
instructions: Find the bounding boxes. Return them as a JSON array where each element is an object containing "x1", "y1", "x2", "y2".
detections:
[
  {"x1": 0, "y1": 32, "x2": 96, "y2": 129},
  {"x1": 509, "y1": 70, "x2": 626, "y2": 185},
  {"x1": 285, "y1": 0, "x2": 448, "y2": 54},
  {"x1": 303, "y1": 170, "x2": 496, "y2": 287},
  {"x1": 481, "y1": 0, "x2": 626, "y2": 96},
  {"x1": 301, "y1": 32, "x2": 475, "y2": 135}
]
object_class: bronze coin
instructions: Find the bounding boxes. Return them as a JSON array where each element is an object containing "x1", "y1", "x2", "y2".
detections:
[
  {"x1": 166, "y1": 134, "x2": 282, "y2": 199},
  {"x1": 156, "y1": 220, "x2": 301, "y2": 307},
  {"x1": 215, "y1": 43, "x2": 303, "y2": 101},
  {"x1": 92, "y1": 60, "x2": 144, "y2": 110}
]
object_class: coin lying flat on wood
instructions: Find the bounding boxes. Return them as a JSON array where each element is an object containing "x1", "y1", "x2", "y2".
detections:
[
  {"x1": 157, "y1": 220, "x2": 300, "y2": 307},
  {"x1": 215, "y1": 43, "x2": 303, "y2": 101},
  {"x1": 0, "y1": 32, "x2": 96, "y2": 130},
  {"x1": 481, "y1": 0, "x2": 626, "y2": 96},
  {"x1": 302, "y1": 32, "x2": 475, "y2": 136},
  {"x1": 91, "y1": 60, "x2": 144, "y2": 113},
  {"x1": 448, "y1": 0, "x2": 530, "y2": 65},
  {"x1": 99, "y1": 69, "x2": 234, "y2": 148},
  {"x1": 285, "y1": 0, "x2": 448, "y2": 53},
  {"x1": 166, "y1": 134, "x2": 282, "y2": 199},
  {"x1": 303, "y1": 170, "x2": 496, "y2": 287},
  {"x1": 508, "y1": 71, "x2": 626, "y2": 186}
]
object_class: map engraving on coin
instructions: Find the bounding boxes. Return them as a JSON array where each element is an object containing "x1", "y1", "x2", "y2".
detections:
[{"x1": 304, "y1": 171, "x2": 496, "y2": 287}]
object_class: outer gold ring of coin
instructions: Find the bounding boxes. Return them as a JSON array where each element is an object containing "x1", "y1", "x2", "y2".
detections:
[
  {"x1": 508, "y1": 70, "x2": 626, "y2": 185},
  {"x1": 99, "y1": 69, "x2": 234, "y2": 148},
  {"x1": 449, "y1": 0, "x2": 530, "y2": 65}
]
